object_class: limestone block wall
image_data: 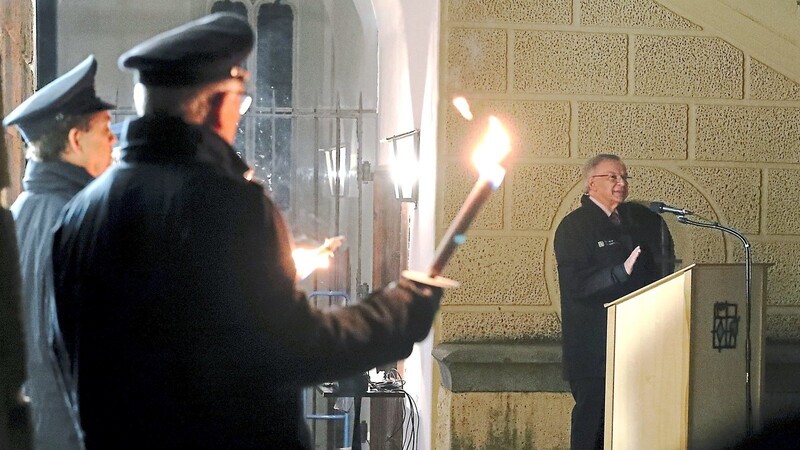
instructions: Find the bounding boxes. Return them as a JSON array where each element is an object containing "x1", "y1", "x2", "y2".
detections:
[
  {"x1": 437, "y1": 391, "x2": 572, "y2": 450},
  {"x1": 0, "y1": 0, "x2": 34, "y2": 205},
  {"x1": 437, "y1": 0, "x2": 800, "y2": 448}
]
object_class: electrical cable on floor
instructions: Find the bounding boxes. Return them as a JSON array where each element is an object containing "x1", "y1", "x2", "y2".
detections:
[
  {"x1": 402, "y1": 390, "x2": 419, "y2": 450},
  {"x1": 369, "y1": 369, "x2": 420, "y2": 450}
]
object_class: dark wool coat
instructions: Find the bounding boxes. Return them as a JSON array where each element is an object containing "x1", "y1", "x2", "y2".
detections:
[
  {"x1": 555, "y1": 195, "x2": 674, "y2": 380},
  {"x1": 52, "y1": 116, "x2": 438, "y2": 450},
  {"x1": 1, "y1": 207, "x2": 32, "y2": 450}
]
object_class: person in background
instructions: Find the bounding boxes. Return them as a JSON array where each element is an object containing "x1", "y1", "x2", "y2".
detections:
[
  {"x1": 52, "y1": 13, "x2": 441, "y2": 450},
  {"x1": 3, "y1": 55, "x2": 116, "y2": 450},
  {"x1": 0, "y1": 108, "x2": 31, "y2": 450},
  {"x1": 554, "y1": 154, "x2": 674, "y2": 449}
]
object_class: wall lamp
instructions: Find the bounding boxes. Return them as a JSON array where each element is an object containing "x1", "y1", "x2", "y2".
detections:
[
  {"x1": 320, "y1": 145, "x2": 349, "y2": 197},
  {"x1": 381, "y1": 129, "x2": 419, "y2": 203}
]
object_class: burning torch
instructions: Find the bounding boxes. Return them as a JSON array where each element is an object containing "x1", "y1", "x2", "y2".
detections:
[
  {"x1": 403, "y1": 97, "x2": 511, "y2": 288},
  {"x1": 293, "y1": 235, "x2": 345, "y2": 281}
]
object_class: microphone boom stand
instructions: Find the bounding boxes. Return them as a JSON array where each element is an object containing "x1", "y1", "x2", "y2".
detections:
[{"x1": 676, "y1": 215, "x2": 753, "y2": 437}]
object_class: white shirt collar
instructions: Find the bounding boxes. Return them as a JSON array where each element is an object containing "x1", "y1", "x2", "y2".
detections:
[{"x1": 588, "y1": 195, "x2": 615, "y2": 217}]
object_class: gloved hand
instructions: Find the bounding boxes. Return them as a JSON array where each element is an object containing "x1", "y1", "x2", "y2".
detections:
[
  {"x1": 389, "y1": 277, "x2": 443, "y2": 342},
  {"x1": 396, "y1": 277, "x2": 443, "y2": 300}
]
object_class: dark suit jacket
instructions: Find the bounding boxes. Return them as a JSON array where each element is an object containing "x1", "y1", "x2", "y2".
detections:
[
  {"x1": 52, "y1": 115, "x2": 438, "y2": 450},
  {"x1": 555, "y1": 195, "x2": 674, "y2": 380}
]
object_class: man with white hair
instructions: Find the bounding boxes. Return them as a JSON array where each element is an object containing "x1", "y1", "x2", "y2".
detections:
[{"x1": 555, "y1": 154, "x2": 674, "y2": 449}]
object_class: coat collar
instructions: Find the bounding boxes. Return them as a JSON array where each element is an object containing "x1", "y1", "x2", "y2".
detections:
[
  {"x1": 21, "y1": 159, "x2": 93, "y2": 196},
  {"x1": 119, "y1": 115, "x2": 250, "y2": 180}
]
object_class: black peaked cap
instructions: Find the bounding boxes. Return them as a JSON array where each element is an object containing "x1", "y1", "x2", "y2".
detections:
[
  {"x1": 2, "y1": 55, "x2": 114, "y2": 143},
  {"x1": 118, "y1": 13, "x2": 254, "y2": 87}
]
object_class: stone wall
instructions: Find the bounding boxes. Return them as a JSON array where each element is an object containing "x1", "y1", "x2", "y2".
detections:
[
  {"x1": 436, "y1": 0, "x2": 800, "y2": 448},
  {"x1": 0, "y1": 0, "x2": 34, "y2": 205}
]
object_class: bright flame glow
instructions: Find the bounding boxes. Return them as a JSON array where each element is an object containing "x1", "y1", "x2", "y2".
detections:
[
  {"x1": 293, "y1": 248, "x2": 330, "y2": 280},
  {"x1": 292, "y1": 236, "x2": 345, "y2": 280},
  {"x1": 390, "y1": 140, "x2": 419, "y2": 199},
  {"x1": 452, "y1": 97, "x2": 473, "y2": 121},
  {"x1": 472, "y1": 116, "x2": 511, "y2": 187}
]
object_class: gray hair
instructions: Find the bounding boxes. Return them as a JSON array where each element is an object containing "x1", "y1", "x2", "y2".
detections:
[
  {"x1": 27, "y1": 113, "x2": 94, "y2": 162},
  {"x1": 582, "y1": 153, "x2": 622, "y2": 193},
  {"x1": 134, "y1": 79, "x2": 240, "y2": 123}
]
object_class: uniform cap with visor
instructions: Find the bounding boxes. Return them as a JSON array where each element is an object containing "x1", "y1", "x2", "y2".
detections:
[
  {"x1": 118, "y1": 12, "x2": 254, "y2": 87},
  {"x1": 2, "y1": 55, "x2": 115, "y2": 143}
]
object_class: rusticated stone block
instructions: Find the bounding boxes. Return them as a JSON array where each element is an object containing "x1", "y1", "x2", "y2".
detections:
[
  {"x1": 448, "y1": 0, "x2": 571, "y2": 25},
  {"x1": 447, "y1": 27, "x2": 507, "y2": 93},
  {"x1": 767, "y1": 170, "x2": 800, "y2": 235},
  {"x1": 696, "y1": 105, "x2": 800, "y2": 163},
  {"x1": 635, "y1": 36, "x2": 743, "y2": 98},
  {"x1": 733, "y1": 242, "x2": 800, "y2": 306},
  {"x1": 577, "y1": 102, "x2": 688, "y2": 160},
  {"x1": 445, "y1": 104, "x2": 479, "y2": 158},
  {"x1": 445, "y1": 100, "x2": 570, "y2": 158},
  {"x1": 437, "y1": 390, "x2": 571, "y2": 450},
  {"x1": 432, "y1": 343, "x2": 568, "y2": 392},
  {"x1": 443, "y1": 237, "x2": 549, "y2": 305},
  {"x1": 610, "y1": 167, "x2": 724, "y2": 264},
  {"x1": 439, "y1": 311, "x2": 561, "y2": 341},
  {"x1": 750, "y1": 59, "x2": 800, "y2": 101},
  {"x1": 511, "y1": 164, "x2": 582, "y2": 230},
  {"x1": 618, "y1": 167, "x2": 713, "y2": 219},
  {"x1": 442, "y1": 161, "x2": 505, "y2": 230},
  {"x1": 681, "y1": 167, "x2": 761, "y2": 234},
  {"x1": 767, "y1": 314, "x2": 800, "y2": 341},
  {"x1": 580, "y1": 0, "x2": 699, "y2": 29},
  {"x1": 514, "y1": 30, "x2": 627, "y2": 95}
]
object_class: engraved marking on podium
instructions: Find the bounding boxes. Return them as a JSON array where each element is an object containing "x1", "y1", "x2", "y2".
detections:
[{"x1": 712, "y1": 302, "x2": 739, "y2": 352}]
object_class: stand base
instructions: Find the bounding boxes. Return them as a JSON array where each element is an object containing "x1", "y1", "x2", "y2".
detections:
[{"x1": 401, "y1": 270, "x2": 461, "y2": 289}]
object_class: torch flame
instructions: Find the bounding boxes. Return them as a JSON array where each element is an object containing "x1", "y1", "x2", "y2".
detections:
[
  {"x1": 471, "y1": 116, "x2": 511, "y2": 187},
  {"x1": 452, "y1": 97, "x2": 473, "y2": 121},
  {"x1": 292, "y1": 236, "x2": 345, "y2": 280}
]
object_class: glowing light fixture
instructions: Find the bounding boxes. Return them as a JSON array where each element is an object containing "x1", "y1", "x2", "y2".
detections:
[
  {"x1": 382, "y1": 129, "x2": 420, "y2": 203},
  {"x1": 320, "y1": 145, "x2": 349, "y2": 197}
]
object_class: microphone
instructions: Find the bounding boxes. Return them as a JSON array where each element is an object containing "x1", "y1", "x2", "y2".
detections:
[{"x1": 649, "y1": 201, "x2": 692, "y2": 216}]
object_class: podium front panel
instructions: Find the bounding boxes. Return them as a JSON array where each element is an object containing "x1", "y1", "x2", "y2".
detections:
[
  {"x1": 605, "y1": 264, "x2": 767, "y2": 450},
  {"x1": 605, "y1": 271, "x2": 690, "y2": 449}
]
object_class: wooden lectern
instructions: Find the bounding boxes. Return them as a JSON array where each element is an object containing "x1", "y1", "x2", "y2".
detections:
[{"x1": 604, "y1": 264, "x2": 768, "y2": 449}]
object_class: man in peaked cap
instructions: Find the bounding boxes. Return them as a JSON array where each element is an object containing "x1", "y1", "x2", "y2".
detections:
[
  {"x1": 5, "y1": 55, "x2": 115, "y2": 450},
  {"x1": 52, "y1": 13, "x2": 441, "y2": 450}
]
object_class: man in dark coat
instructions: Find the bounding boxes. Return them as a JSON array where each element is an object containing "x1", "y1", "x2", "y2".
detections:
[
  {"x1": 1, "y1": 124, "x2": 31, "y2": 450},
  {"x1": 4, "y1": 55, "x2": 116, "y2": 450},
  {"x1": 554, "y1": 154, "x2": 674, "y2": 449},
  {"x1": 52, "y1": 13, "x2": 442, "y2": 450},
  {"x1": 0, "y1": 207, "x2": 30, "y2": 450}
]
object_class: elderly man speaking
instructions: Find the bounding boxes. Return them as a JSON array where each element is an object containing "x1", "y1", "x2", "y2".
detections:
[{"x1": 555, "y1": 154, "x2": 674, "y2": 449}]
